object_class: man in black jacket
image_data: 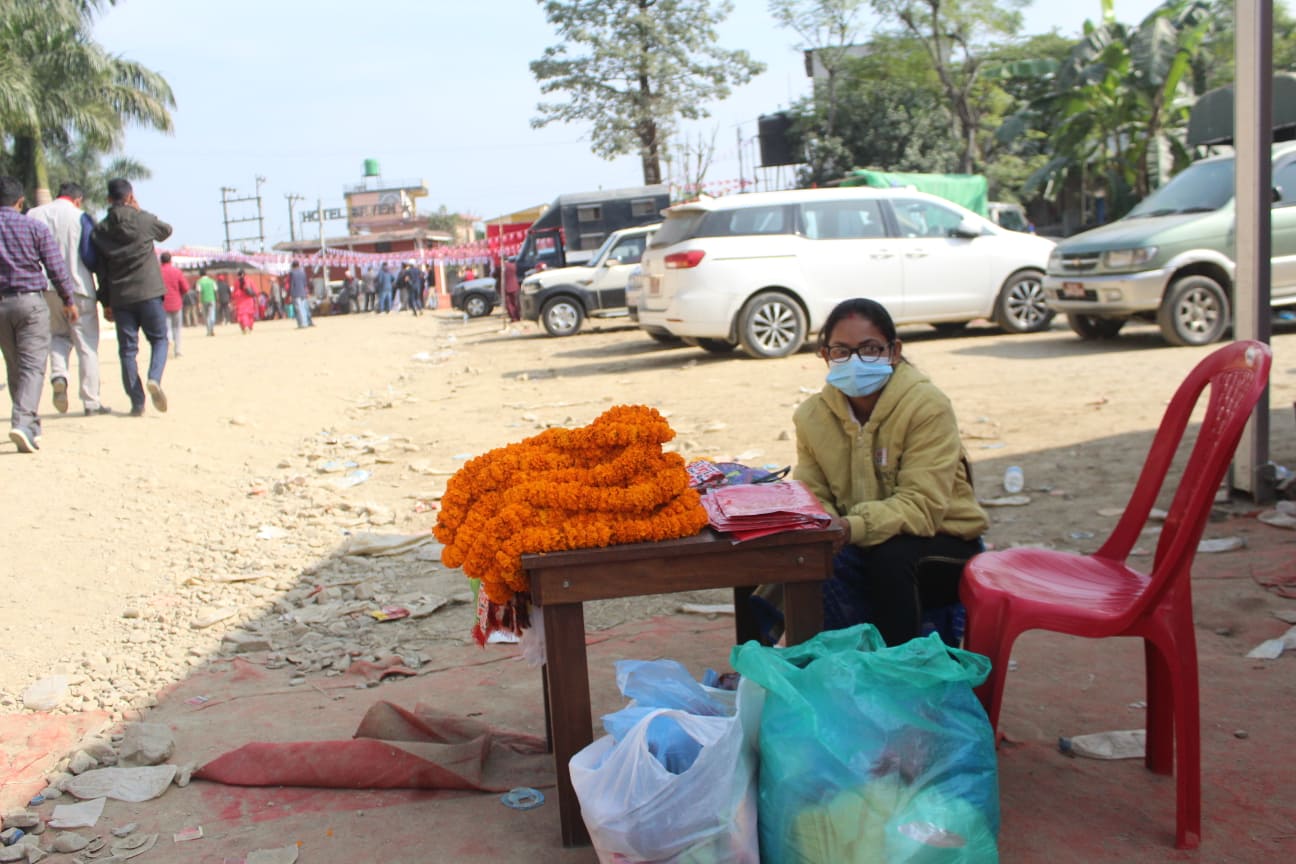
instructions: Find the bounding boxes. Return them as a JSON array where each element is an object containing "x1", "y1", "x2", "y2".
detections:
[{"x1": 91, "y1": 179, "x2": 173, "y2": 416}]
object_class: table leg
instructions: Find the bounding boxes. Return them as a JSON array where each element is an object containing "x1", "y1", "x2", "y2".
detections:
[
  {"x1": 732, "y1": 585, "x2": 758, "y2": 644},
  {"x1": 541, "y1": 664, "x2": 553, "y2": 754},
  {"x1": 542, "y1": 602, "x2": 593, "y2": 847},
  {"x1": 782, "y1": 581, "x2": 824, "y2": 646}
]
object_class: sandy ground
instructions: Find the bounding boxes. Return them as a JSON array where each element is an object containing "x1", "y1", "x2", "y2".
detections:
[{"x1": 1, "y1": 306, "x2": 1294, "y2": 720}]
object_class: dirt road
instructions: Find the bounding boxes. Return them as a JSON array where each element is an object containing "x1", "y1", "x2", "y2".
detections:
[{"x1": 2, "y1": 308, "x2": 1293, "y2": 719}]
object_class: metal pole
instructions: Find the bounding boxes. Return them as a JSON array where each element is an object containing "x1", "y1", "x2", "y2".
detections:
[
  {"x1": 285, "y1": 194, "x2": 301, "y2": 243},
  {"x1": 255, "y1": 175, "x2": 266, "y2": 252},
  {"x1": 1232, "y1": 0, "x2": 1274, "y2": 502},
  {"x1": 317, "y1": 197, "x2": 327, "y2": 300},
  {"x1": 220, "y1": 186, "x2": 235, "y2": 251}
]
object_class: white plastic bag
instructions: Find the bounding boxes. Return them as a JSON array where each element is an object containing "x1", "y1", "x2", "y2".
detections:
[{"x1": 570, "y1": 706, "x2": 758, "y2": 864}]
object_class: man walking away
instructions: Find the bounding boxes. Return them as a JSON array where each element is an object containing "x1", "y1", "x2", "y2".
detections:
[
  {"x1": 375, "y1": 262, "x2": 395, "y2": 313},
  {"x1": 362, "y1": 266, "x2": 376, "y2": 312},
  {"x1": 0, "y1": 176, "x2": 80, "y2": 451},
  {"x1": 26, "y1": 181, "x2": 110, "y2": 416},
  {"x1": 269, "y1": 272, "x2": 285, "y2": 319},
  {"x1": 288, "y1": 260, "x2": 312, "y2": 328},
  {"x1": 91, "y1": 178, "x2": 173, "y2": 416},
  {"x1": 182, "y1": 273, "x2": 198, "y2": 327},
  {"x1": 159, "y1": 251, "x2": 188, "y2": 357},
  {"x1": 215, "y1": 273, "x2": 232, "y2": 325},
  {"x1": 407, "y1": 261, "x2": 426, "y2": 316},
  {"x1": 196, "y1": 267, "x2": 217, "y2": 335}
]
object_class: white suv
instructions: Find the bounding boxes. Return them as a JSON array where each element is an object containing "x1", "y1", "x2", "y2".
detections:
[{"x1": 636, "y1": 187, "x2": 1057, "y2": 357}]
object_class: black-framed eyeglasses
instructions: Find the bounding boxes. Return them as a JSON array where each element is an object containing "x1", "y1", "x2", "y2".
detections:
[{"x1": 825, "y1": 341, "x2": 891, "y2": 364}]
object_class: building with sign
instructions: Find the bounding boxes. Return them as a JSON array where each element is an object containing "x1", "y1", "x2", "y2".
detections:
[{"x1": 274, "y1": 160, "x2": 451, "y2": 259}]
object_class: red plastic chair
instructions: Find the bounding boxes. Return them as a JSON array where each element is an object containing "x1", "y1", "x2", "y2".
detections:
[{"x1": 960, "y1": 340, "x2": 1272, "y2": 850}]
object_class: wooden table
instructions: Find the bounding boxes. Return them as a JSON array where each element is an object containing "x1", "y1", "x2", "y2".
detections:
[{"x1": 525, "y1": 525, "x2": 841, "y2": 847}]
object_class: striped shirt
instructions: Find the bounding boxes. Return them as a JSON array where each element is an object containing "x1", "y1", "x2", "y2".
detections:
[{"x1": 0, "y1": 206, "x2": 75, "y2": 304}]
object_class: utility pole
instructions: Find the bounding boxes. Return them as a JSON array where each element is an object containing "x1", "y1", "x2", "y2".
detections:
[
  {"x1": 220, "y1": 181, "x2": 267, "y2": 252},
  {"x1": 255, "y1": 175, "x2": 267, "y2": 252},
  {"x1": 285, "y1": 193, "x2": 304, "y2": 243},
  {"x1": 220, "y1": 186, "x2": 236, "y2": 251}
]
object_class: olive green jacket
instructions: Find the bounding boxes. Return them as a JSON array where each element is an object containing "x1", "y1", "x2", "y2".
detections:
[{"x1": 793, "y1": 361, "x2": 989, "y2": 547}]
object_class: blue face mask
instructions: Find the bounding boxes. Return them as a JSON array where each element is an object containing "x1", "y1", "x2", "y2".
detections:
[{"x1": 827, "y1": 357, "x2": 893, "y2": 398}]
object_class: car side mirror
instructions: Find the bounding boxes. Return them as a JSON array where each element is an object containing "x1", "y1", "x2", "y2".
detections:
[{"x1": 951, "y1": 218, "x2": 982, "y2": 239}]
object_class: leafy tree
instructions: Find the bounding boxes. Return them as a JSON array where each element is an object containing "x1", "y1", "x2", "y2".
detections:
[
  {"x1": 870, "y1": 0, "x2": 1028, "y2": 173},
  {"x1": 786, "y1": 34, "x2": 960, "y2": 185},
  {"x1": 1194, "y1": 0, "x2": 1296, "y2": 91},
  {"x1": 44, "y1": 138, "x2": 151, "y2": 214},
  {"x1": 0, "y1": 0, "x2": 173, "y2": 203},
  {"x1": 769, "y1": 0, "x2": 868, "y2": 140},
  {"x1": 530, "y1": 0, "x2": 764, "y2": 185},
  {"x1": 1008, "y1": 0, "x2": 1215, "y2": 216}
]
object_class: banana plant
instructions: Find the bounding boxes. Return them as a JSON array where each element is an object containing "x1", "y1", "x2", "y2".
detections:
[{"x1": 1005, "y1": 0, "x2": 1214, "y2": 214}]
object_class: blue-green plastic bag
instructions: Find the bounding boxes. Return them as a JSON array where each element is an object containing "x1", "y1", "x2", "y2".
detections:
[{"x1": 731, "y1": 625, "x2": 999, "y2": 864}]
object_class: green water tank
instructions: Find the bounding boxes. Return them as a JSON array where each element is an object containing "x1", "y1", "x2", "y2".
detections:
[{"x1": 363, "y1": 159, "x2": 380, "y2": 177}]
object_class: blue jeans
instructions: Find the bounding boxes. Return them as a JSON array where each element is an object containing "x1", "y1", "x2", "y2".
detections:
[
  {"x1": 113, "y1": 296, "x2": 168, "y2": 411},
  {"x1": 294, "y1": 297, "x2": 312, "y2": 327},
  {"x1": 378, "y1": 289, "x2": 393, "y2": 313}
]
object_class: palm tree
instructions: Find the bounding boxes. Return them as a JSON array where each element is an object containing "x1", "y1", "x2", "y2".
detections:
[
  {"x1": 1005, "y1": 0, "x2": 1213, "y2": 216},
  {"x1": 0, "y1": 0, "x2": 174, "y2": 203}
]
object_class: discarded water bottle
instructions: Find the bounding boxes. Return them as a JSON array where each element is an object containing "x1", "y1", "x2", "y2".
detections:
[{"x1": 1003, "y1": 465, "x2": 1024, "y2": 494}]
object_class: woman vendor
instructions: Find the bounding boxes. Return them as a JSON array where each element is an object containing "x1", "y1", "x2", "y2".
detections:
[{"x1": 789, "y1": 297, "x2": 989, "y2": 646}]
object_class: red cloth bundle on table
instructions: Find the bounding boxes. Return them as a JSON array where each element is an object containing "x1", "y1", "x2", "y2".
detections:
[{"x1": 701, "y1": 480, "x2": 833, "y2": 541}]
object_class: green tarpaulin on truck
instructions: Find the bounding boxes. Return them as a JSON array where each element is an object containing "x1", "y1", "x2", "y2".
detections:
[{"x1": 839, "y1": 170, "x2": 989, "y2": 217}]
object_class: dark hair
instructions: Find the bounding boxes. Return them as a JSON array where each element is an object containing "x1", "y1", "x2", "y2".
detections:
[
  {"x1": 107, "y1": 178, "x2": 133, "y2": 202},
  {"x1": 817, "y1": 298, "x2": 898, "y2": 350},
  {"x1": 0, "y1": 176, "x2": 24, "y2": 207},
  {"x1": 160, "y1": 252, "x2": 172, "y2": 263},
  {"x1": 57, "y1": 181, "x2": 85, "y2": 200},
  {"x1": 199, "y1": 268, "x2": 207, "y2": 276},
  {"x1": 291, "y1": 260, "x2": 299, "y2": 268}
]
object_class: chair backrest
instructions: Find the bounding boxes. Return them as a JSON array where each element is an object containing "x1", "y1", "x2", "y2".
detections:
[{"x1": 1098, "y1": 340, "x2": 1272, "y2": 618}]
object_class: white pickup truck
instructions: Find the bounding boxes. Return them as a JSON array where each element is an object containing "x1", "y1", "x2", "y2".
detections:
[{"x1": 518, "y1": 223, "x2": 658, "y2": 336}]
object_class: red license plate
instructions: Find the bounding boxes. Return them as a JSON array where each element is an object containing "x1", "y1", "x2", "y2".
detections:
[{"x1": 1061, "y1": 281, "x2": 1086, "y2": 298}]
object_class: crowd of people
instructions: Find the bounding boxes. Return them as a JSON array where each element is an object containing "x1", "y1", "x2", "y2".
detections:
[
  {"x1": 2, "y1": 175, "x2": 468, "y2": 454},
  {"x1": 2, "y1": 175, "x2": 175, "y2": 451}
]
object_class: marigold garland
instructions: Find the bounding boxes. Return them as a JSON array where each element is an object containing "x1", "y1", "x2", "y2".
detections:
[{"x1": 435, "y1": 405, "x2": 709, "y2": 620}]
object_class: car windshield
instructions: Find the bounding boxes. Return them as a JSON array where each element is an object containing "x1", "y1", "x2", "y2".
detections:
[
  {"x1": 1127, "y1": 158, "x2": 1235, "y2": 217},
  {"x1": 649, "y1": 211, "x2": 706, "y2": 247},
  {"x1": 587, "y1": 232, "x2": 620, "y2": 265},
  {"x1": 995, "y1": 208, "x2": 1029, "y2": 232}
]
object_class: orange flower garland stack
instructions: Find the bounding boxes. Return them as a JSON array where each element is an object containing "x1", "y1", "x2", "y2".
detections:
[{"x1": 435, "y1": 405, "x2": 709, "y2": 640}]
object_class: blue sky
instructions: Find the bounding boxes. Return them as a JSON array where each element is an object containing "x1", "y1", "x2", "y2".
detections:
[{"x1": 91, "y1": 0, "x2": 1168, "y2": 248}]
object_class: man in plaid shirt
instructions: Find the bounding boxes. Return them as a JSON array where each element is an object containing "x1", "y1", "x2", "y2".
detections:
[{"x1": 0, "y1": 176, "x2": 79, "y2": 453}]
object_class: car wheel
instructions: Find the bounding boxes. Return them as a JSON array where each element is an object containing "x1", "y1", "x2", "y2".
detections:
[
  {"x1": 737, "y1": 291, "x2": 806, "y2": 358},
  {"x1": 464, "y1": 294, "x2": 490, "y2": 318},
  {"x1": 1157, "y1": 275, "x2": 1229, "y2": 346},
  {"x1": 1067, "y1": 314, "x2": 1127, "y2": 340},
  {"x1": 696, "y1": 338, "x2": 737, "y2": 354},
  {"x1": 541, "y1": 297, "x2": 583, "y2": 337},
  {"x1": 994, "y1": 270, "x2": 1054, "y2": 333}
]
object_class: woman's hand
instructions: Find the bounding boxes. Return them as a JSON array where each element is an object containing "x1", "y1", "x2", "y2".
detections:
[{"x1": 830, "y1": 515, "x2": 851, "y2": 551}]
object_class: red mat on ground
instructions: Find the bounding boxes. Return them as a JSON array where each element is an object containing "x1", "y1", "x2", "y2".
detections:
[{"x1": 195, "y1": 701, "x2": 554, "y2": 793}]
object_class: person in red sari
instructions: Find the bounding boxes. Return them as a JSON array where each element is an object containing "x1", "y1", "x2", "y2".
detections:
[{"x1": 233, "y1": 269, "x2": 258, "y2": 333}]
